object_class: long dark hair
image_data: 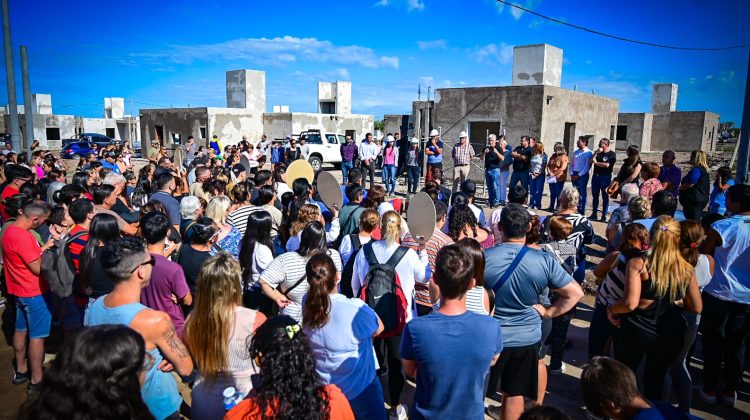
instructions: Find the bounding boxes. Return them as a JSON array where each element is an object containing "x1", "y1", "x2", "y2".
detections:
[
  {"x1": 239, "y1": 210, "x2": 274, "y2": 283},
  {"x1": 456, "y1": 238, "x2": 486, "y2": 287},
  {"x1": 18, "y1": 325, "x2": 154, "y2": 420},
  {"x1": 448, "y1": 204, "x2": 478, "y2": 241},
  {"x1": 71, "y1": 172, "x2": 90, "y2": 192},
  {"x1": 297, "y1": 221, "x2": 327, "y2": 258},
  {"x1": 80, "y1": 213, "x2": 121, "y2": 291},
  {"x1": 623, "y1": 145, "x2": 641, "y2": 173},
  {"x1": 249, "y1": 316, "x2": 330, "y2": 420},
  {"x1": 302, "y1": 254, "x2": 338, "y2": 330}
]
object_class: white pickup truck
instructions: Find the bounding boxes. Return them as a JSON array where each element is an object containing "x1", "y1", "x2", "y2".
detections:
[{"x1": 297, "y1": 130, "x2": 348, "y2": 171}]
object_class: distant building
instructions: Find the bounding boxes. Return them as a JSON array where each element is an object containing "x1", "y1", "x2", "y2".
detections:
[
  {"x1": 1, "y1": 95, "x2": 140, "y2": 150},
  {"x1": 616, "y1": 83, "x2": 719, "y2": 152},
  {"x1": 139, "y1": 70, "x2": 374, "y2": 155}
]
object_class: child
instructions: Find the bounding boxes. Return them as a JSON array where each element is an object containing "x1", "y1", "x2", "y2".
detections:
[
  {"x1": 270, "y1": 141, "x2": 284, "y2": 171},
  {"x1": 709, "y1": 166, "x2": 733, "y2": 215}
]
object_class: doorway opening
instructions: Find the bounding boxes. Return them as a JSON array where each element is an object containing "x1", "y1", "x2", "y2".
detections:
[
  {"x1": 106, "y1": 128, "x2": 116, "y2": 139},
  {"x1": 563, "y1": 122, "x2": 576, "y2": 156},
  {"x1": 154, "y1": 125, "x2": 164, "y2": 144},
  {"x1": 468, "y1": 121, "x2": 501, "y2": 152}
]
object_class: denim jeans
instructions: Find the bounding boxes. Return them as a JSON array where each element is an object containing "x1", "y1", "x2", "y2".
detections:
[
  {"x1": 509, "y1": 171, "x2": 530, "y2": 192},
  {"x1": 530, "y1": 174, "x2": 545, "y2": 208},
  {"x1": 573, "y1": 173, "x2": 589, "y2": 214},
  {"x1": 341, "y1": 161, "x2": 354, "y2": 183},
  {"x1": 348, "y1": 376, "x2": 387, "y2": 420},
  {"x1": 383, "y1": 164, "x2": 397, "y2": 194},
  {"x1": 548, "y1": 181, "x2": 565, "y2": 210},
  {"x1": 485, "y1": 168, "x2": 501, "y2": 205},
  {"x1": 407, "y1": 166, "x2": 420, "y2": 193},
  {"x1": 699, "y1": 292, "x2": 750, "y2": 393},
  {"x1": 590, "y1": 174, "x2": 611, "y2": 216},
  {"x1": 499, "y1": 170, "x2": 510, "y2": 203}
]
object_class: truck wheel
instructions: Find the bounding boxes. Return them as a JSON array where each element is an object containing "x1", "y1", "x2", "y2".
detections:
[{"x1": 309, "y1": 156, "x2": 323, "y2": 171}]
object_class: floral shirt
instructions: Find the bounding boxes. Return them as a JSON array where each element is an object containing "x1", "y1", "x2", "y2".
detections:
[
  {"x1": 639, "y1": 178, "x2": 664, "y2": 201},
  {"x1": 213, "y1": 226, "x2": 243, "y2": 259}
]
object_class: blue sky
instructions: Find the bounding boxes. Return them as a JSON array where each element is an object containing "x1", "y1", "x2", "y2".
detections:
[{"x1": 2, "y1": 0, "x2": 748, "y2": 122}]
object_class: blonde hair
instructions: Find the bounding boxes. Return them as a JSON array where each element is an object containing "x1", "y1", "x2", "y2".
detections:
[
  {"x1": 691, "y1": 150, "x2": 709, "y2": 172},
  {"x1": 380, "y1": 210, "x2": 402, "y2": 245},
  {"x1": 534, "y1": 142, "x2": 545, "y2": 155},
  {"x1": 206, "y1": 195, "x2": 231, "y2": 224},
  {"x1": 290, "y1": 204, "x2": 321, "y2": 236},
  {"x1": 646, "y1": 216, "x2": 694, "y2": 303},
  {"x1": 559, "y1": 185, "x2": 580, "y2": 212},
  {"x1": 628, "y1": 196, "x2": 651, "y2": 220},
  {"x1": 183, "y1": 253, "x2": 243, "y2": 384}
]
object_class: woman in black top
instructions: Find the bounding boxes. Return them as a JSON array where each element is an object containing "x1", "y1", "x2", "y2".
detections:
[
  {"x1": 615, "y1": 145, "x2": 643, "y2": 187},
  {"x1": 607, "y1": 216, "x2": 702, "y2": 401},
  {"x1": 80, "y1": 213, "x2": 121, "y2": 303},
  {"x1": 285, "y1": 139, "x2": 301, "y2": 166},
  {"x1": 176, "y1": 217, "x2": 217, "y2": 298},
  {"x1": 679, "y1": 150, "x2": 711, "y2": 221}
]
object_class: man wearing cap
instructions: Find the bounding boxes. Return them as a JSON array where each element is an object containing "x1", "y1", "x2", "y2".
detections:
[
  {"x1": 340, "y1": 135, "x2": 358, "y2": 185},
  {"x1": 358, "y1": 133, "x2": 380, "y2": 189},
  {"x1": 482, "y1": 134, "x2": 505, "y2": 208},
  {"x1": 425, "y1": 129, "x2": 444, "y2": 183},
  {"x1": 100, "y1": 152, "x2": 121, "y2": 174},
  {"x1": 451, "y1": 131, "x2": 475, "y2": 192}
]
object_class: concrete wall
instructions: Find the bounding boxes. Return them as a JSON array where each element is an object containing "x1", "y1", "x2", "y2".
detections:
[
  {"x1": 226, "y1": 70, "x2": 266, "y2": 113},
  {"x1": 512, "y1": 44, "x2": 563, "y2": 87},
  {"x1": 32, "y1": 94, "x2": 52, "y2": 115},
  {"x1": 616, "y1": 113, "x2": 652, "y2": 151},
  {"x1": 105, "y1": 97, "x2": 125, "y2": 119},
  {"x1": 140, "y1": 108, "x2": 209, "y2": 151},
  {"x1": 539, "y1": 86, "x2": 619, "y2": 155},
  {"x1": 317, "y1": 81, "x2": 352, "y2": 115},
  {"x1": 384, "y1": 114, "x2": 409, "y2": 138},
  {"x1": 262, "y1": 112, "x2": 373, "y2": 143},
  {"x1": 207, "y1": 107, "x2": 265, "y2": 146},
  {"x1": 651, "y1": 111, "x2": 717, "y2": 153},
  {"x1": 652, "y1": 83, "x2": 678, "y2": 113}
]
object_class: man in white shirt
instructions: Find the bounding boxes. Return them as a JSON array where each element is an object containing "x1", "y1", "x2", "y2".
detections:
[
  {"x1": 358, "y1": 133, "x2": 380, "y2": 189},
  {"x1": 570, "y1": 137, "x2": 593, "y2": 214}
]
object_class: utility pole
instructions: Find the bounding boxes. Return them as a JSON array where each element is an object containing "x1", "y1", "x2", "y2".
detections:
[
  {"x1": 2, "y1": 0, "x2": 21, "y2": 152},
  {"x1": 736, "y1": 49, "x2": 750, "y2": 184},
  {"x1": 20, "y1": 45, "x2": 33, "y2": 156}
]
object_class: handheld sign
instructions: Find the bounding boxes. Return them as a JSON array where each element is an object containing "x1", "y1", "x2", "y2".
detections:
[
  {"x1": 240, "y1": 155, "x2": 252, "y2": 176},
  {"x1": 406, "y1": 192, "x2": 436, "y2": 242},
  {"x1": 317, "y1": 171, "x2": 343, "y2": 210},
  {"x1": 286, "y1": 159, "x2": 314, "y2": 185}
]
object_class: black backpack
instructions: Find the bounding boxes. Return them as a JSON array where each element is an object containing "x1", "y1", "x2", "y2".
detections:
[
  {"x1": 359, "y1": 244, "x2": 409, "y2": 338},
  {"x1": 41, "y1": 231, "x2": 88, "y2": 298},
  {"x1": 340, "y1": 234, "x2": 362, "y2": 298}
]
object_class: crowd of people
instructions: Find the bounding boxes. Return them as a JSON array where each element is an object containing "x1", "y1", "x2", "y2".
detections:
[{"x1": 0, "y1": 132, "x2": 748, "y2": 420}]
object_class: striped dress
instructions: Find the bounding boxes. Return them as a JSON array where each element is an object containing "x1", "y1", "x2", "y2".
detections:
[{"x1": 596, "y1": 253, "x2": 627, "y2": 306}]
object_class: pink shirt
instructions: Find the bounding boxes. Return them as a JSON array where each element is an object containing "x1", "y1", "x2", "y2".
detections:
[{"x1": 383, "y1": 147, "x2": 397, "y2": 165}]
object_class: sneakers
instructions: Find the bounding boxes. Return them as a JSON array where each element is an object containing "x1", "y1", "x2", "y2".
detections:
[
  {"x1": 588, "y1": 213, "x2": 598, "y2": 220},
  {"x1": 722, "y1": 391, "x2": 737, "y2": 407},
  {"x1": 387, "y1": 404, "x2": 407, "y2": 420},
  {"x1": 549, "y1": 362, "x2": 566, "y2": 375},
  {"x1": 600, "y1": 214, "x2": 609, "y2": 222},
  {"x1": 697, "y1": 389, "x2": 717, "y2": 405},
  {"x1": 27, "y1": 380, "x2": 42, "y2": 396},
  {"x1": 12, "y1": 370, "x2": 30, "y2": 385},
  {"x1": 485, "y1": 405, "x2": 502, "y2": 420}
]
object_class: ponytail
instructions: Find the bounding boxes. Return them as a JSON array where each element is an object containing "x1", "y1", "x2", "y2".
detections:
[
  {"x1": 381, "y1": 210, "x2": 402, "y2": 245},
  {"x1": 302, "y1": 253, "x2": 338, "y2": 330}
]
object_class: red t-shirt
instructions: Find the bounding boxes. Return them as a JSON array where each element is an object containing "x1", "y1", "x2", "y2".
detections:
[
  {"x1": 225, "y1": 384, "x2": 354, "y2": 420},
  {"x1": 0, "y1": 185, "x2": 19, "y2": 221},
  {"x1": 2, "y1": 224, "x2": 45, "y2": 297},
  {"x1": 67, "y1": 225, "x2": 90, "y2": 272}
]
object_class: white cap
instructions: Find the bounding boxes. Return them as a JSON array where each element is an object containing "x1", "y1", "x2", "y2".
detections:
[
  {"x1": 459, "y1": 131, "x2": 468, "y2": 138},
  {"x1": 386, "y1": 135, "x2": 395, "y2": 143},
  {"x1": 377, "y1": 202, "x2": 395, "y2": 216},
  {"x1": 429, "y1": 129, "x2": 439, "y2": 137},
  {"x1": 410, "y1": 138, "x2": 419, "y2": 144}
]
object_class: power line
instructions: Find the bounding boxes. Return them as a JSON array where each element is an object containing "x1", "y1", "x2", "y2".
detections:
[{"x1": 496, "y1": 0, "x2": 750, "y2": 51}]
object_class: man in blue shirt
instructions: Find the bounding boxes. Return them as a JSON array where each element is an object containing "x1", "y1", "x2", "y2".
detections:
[
  {"x1": 401, "y1": 244, "x2": 503, "y2": 420},
  {"x1": 148, "y1": 173, "x2": 182, "y2": 230},
  {"x1": 570, "y1": 137, "x2": 593, "y2": 214},
  {"x1": 484, "y1": 204, "x2": 583, "y2": 420},
  {"x1": 100, "y1": 152, "x2": 121, "y2": 174},
  {"x1": 425, "y1": 129, "x2": 444, "y2": 184}
]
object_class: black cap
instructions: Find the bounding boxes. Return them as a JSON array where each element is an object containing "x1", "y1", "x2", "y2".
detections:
[
  {"x1": 460, "y1": 179, "x2": 476, "y2": 196},
  {"x1": 153, "y1": 167, "x2": 172, "y2": 178}
]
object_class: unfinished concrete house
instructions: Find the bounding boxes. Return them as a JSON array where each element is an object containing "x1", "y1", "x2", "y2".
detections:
[
  {"x1": 139, "y1": 70, "x2": 374, "y2": 154},
  {"x1": 2, "y1": 94, "x2": 140, "y2": 150},
  {"x1": 400, "y1": 44, "x2": 619, "y2": 180},
  {"x1": 616, "y1": 83, "x2": 719, "y2": 153}
]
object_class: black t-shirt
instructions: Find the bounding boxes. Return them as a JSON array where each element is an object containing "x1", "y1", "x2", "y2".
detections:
[
  {"x1": 177, "y1": 244, "x2": 212, "y2": 293},
  {"x1": 512, "y1": 146, "x2": 532, "y2": 172},
  {"x1": 484, "y1": 145, "x2": 504, "y2": 170},
  {"x1": 592, "y1": 151, "x2": 617, "y2": 177},
  {"x1": 89, "y1": 248, "x2": 113, "y2": 299}
]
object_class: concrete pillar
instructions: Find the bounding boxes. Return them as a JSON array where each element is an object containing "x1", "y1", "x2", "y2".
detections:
[
  {"x1": 2, "y1": 0, "x2": 21, "y2": 151},
  {"x1": 20, "y1": 45, "x2": 33, "y2": 156},
  {"x1": 651, "y1": 83, "x2": 678, "y2": 113}
]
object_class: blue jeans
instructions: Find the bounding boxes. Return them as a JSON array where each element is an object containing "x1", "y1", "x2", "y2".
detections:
[
  {"x1": 407, "y1": 166, "x2": 420, "y2": 193},
  {"x1": 530, "y1": 174, "x2": 545, "y2": 208},
  {"x1": 485, "y1": 168, "x2": 501, "y2": 205},
  {"x1": 590, "y1": 174, "x2": 611, "y2": 216},
  {"x1": 383, "y1": 164, "x2": 397, "y2": 194},
  {"x1": 573, "y1": 173, "x2": 589, "y2": 214},
  {"x1": 348, "y1": 376, "x2": 387, "y2": 420},
  {"x1": 341, "y1": 161, "x2": 354, "y2": 183},
  {"x1": 509, "y1": 171, "x2": 530, "y2": 192},
  {"x1": 499, "y1": 170, "x2": 510, "y2": 203},
  {"x1": 548, "y1": 181, "x2": 565, "y2": 210}
]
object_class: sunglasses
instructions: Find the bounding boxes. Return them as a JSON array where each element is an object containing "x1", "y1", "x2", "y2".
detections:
[{"x1": 129, "y1": 255, "x2": 156, "y2": 273}]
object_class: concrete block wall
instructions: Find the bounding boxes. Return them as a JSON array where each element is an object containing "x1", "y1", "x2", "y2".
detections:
[
  {"x1": 318, "y1": 81, "x2": 352, "y2": 115},
  {"x1": 32, "y1": 94, "x2": 52, "y2": 115},
  {"x1": 262, "y1": 112, "x2": 373, "y2": 144},
  {"x1": 208, "y1": 107, "x2": 265, "y2": 146},
  {"x1": 512, "y1": 44, "x2": 563, "y2": 87},
  {"x1": 226, "y1": 70, "x2": 266, "y2": 114},
  {"x1": 651, "y1": 83, "x2": 678, "y2": 114}
]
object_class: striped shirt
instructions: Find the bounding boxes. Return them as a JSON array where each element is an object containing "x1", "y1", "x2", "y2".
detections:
[
  {"x1": 67, "y1": 225, "x2": 89, "y2": 272},
  {"x1": 260, "y1": 249, "x2": 343, "y2": 322},
  {"x1": 452, "y1": 143, "x2": 475, "y2": 166},
  {"x1": 227, "y1": 205, "x2": 262, "y2": 236},
  {"x1": 402, "y1": 228, "x2": 453, "y2": 307},
  {"x1": 597, "y1": 253, "x2": 627, "y2": 306},
  {"x1": 433, "y1": 286, "x2": 489, "y2": 315}
]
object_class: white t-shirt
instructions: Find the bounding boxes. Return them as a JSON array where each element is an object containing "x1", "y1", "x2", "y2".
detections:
[
  {"x1": 285, "y1": 218, "x2": 340, "y2": 252},
  {"x1": 250, "y1": 244, "x2": 274, "y2": 287},
  {"x1": 351, "y1": 240, "x2": 430, "y2": 323},
  {"x1": 260, "y1": 250, "x2": 343, "y2": 322},
  {"x1": 275, "y1": 182, "x2": 292, "y2": 197},
  {"x1": 339, "y1": 234, "x2": 373, "y2": 267}
]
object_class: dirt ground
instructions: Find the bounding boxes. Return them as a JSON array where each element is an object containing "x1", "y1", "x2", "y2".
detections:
[{"x1": 0, "y1": 147, "x2": 746, "y2": 419}]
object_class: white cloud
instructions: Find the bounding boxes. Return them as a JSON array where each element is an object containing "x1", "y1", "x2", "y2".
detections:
[
  {"x1": 374, "y1": 0, "x2": 423, "y2": 11},
  {"x1": 374, "y1": 0, "x2": 390, "y2": 5},
  {"x1": 491, "y1": 0, "x2": 543, "y2": 19},
  {"x1": 132, "y1": 36, "x2": 399, "y2": 70},
  {"x1": 720, "y1": 71, "x2": 735, "y2": 82},
  {"x1": 417, "y1": 39, "x2": 447, "y2": 50},
  {"x1": 471, "y1": 42, "x2": 514, "y2": 66}
]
